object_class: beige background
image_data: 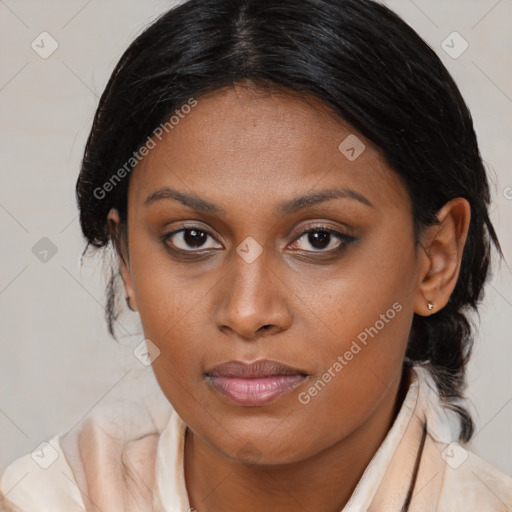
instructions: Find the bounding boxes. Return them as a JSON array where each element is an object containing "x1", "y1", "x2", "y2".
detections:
[{"x1": 1, "y1": 0, "x2": 511, "y2": 475}]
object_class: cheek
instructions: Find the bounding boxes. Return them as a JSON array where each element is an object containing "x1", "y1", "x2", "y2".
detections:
[
  {"x1": 315, "y1": 226, "x2": 416, "y2": 346},
  {"x1": 127, "y1": 238, "x2": 203, "y2": 377},
  {"x1": 290, "y1": 300, "x2": 412, "y2": 459},
  {"x1": 128, "y1": 231, "x2": 194, "y2": 330},
  {"x1": 296, "y1": 229, "x2": 416, "y2": 421}
]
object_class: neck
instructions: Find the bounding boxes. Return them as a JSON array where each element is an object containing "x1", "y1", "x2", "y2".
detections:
[{"x1": 184, "y1": 367, "x2": 410, "y2": 512}]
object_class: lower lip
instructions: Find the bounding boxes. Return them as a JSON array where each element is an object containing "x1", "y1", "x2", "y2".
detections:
[{"x1": 207, "y1": 375, "x2": 306, "y2": 406}]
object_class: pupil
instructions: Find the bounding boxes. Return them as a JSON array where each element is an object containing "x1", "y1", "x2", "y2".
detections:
[
  {"x1": 184, "y1": 229, "x2": 206, "y2": 248},
  {"x1": 309, "y1": 231, "x2": 330, "y2": 249}
]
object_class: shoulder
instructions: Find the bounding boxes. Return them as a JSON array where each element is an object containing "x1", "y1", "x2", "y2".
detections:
[
  {"x1": 411, "y1": 366, "x2": 511, "y2": 510},
  {"x1": 0, "y1": 421, "x2": 164, "y2": 512},
  {"x1": 438, "y1": 445, "x2": 512, "y2": 511},
  {"x1": 0, "y1": 435, "x2": 86, "y2": 512},
  {"x1": 0, "y1": 369, "x2": 173, "y2": 512}
]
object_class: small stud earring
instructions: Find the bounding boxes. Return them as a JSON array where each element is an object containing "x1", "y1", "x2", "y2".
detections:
[{"x1": 427, "y1": 302, "x2": 434, "y2": 312}]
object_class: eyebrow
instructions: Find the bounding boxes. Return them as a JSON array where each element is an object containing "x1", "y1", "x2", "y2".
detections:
[{"x1": 144, "y1": 186, "x2": 373, "y2": 215}]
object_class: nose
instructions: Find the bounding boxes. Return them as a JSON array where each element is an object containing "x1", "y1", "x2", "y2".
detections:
[{"x1": 212, "y1": 249, "x2": 292, "y2": 341}]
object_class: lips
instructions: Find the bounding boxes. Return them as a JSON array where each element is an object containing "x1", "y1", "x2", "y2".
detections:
[{"x1": 205, "y1": 359, "x2": 308, "y2": 406}]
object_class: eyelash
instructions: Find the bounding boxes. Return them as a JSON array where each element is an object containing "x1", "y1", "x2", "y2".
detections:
[{"x1": 161, "y1": 224, "x2": 355, "y2": 257}]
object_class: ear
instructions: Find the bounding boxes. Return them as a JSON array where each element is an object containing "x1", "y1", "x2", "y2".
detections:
[
  {"x1": 107, "y1": 208, "x2": 138, "y2": 311},
  {"x1": 413, "y1": 198, "x2": 471, "y2": 316}
]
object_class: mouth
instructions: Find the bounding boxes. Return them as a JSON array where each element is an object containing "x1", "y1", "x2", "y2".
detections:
[{"x1": 205, "y1": 359, "x2": 309, "y2": 406}]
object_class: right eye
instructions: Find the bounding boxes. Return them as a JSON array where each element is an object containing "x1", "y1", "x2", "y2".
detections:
[{"x1": 162, "y1": 226, "x2": 223, "y2": 252}]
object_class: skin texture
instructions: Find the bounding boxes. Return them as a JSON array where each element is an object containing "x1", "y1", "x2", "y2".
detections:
[{"x1": 107, "y1": 85, "x2": 470, "y2": 512}]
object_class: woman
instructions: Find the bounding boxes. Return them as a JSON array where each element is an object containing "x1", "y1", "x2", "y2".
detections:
[{"x1": 1, "y1": 0, "x2": 510, "y2": 510}]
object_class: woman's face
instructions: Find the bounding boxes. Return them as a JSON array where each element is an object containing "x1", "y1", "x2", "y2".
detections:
[{"x1": 115, "y1": 86, "x2": 424, "y2": 464}]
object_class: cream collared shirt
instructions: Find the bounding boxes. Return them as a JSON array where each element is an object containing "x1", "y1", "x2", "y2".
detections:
[{"x1": 1, "y1": 366, "x2": 511, "y2": 511}]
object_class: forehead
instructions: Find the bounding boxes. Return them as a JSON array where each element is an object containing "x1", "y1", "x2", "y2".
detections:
[{"x1": 128, "y1": 86, "x2": 410, "y2": 214}]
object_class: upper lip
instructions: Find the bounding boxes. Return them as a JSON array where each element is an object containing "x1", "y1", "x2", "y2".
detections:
[{"x1": 205, "y1": 359, "x2": 308, "y2": 378}]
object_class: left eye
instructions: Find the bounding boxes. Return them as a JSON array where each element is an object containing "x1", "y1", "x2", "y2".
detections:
[{"x1": 289, "y1": 227, "x2": 352, "y2": 252}]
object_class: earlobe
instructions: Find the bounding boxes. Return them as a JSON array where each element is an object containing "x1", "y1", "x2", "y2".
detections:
[
  {"x1": 414, "y1": 198, "x2": 471, "y2": 316},
  {"x1": 107, "y1": 208, "x2": 138, "y2": 312}
]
